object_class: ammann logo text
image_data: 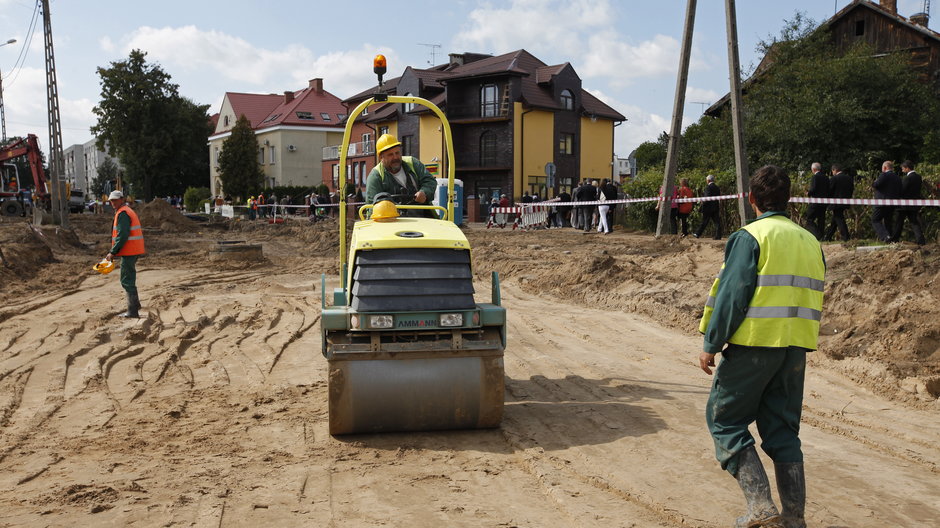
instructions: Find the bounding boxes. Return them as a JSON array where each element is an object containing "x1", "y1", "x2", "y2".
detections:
[{"x1": 397, "y1": 319, "x2": 436, "y2": 328}]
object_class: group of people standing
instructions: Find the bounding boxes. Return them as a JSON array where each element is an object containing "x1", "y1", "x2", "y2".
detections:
[
  {"x1": 660, "y1": 175, "x2": 724, "y2": 239},
  {"x1": 572, "y1": 178, "x2": 619, "y2": 233},
  {"x1": 805, "y1": 160, "x2": 926, "y2": 244}
]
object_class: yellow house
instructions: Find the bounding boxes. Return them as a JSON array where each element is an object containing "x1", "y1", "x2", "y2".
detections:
[{"x1": 335, "y1": 50, "x2": 625, "y2": 218}]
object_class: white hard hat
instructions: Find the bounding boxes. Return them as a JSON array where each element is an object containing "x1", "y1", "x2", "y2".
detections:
[{"x1": 108, "y1": 190, "x2": 124, "y2": 200}]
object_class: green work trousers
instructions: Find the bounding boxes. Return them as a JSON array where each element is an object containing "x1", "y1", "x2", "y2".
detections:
[
  {"x1": 120, "y1": 255, "x2": 138, "y2": 295},
  {"x1": 705, "y1": 344, "x2": 806, "y2": 476}
]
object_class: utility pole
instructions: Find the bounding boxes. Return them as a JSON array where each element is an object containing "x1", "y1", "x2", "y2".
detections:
[
  {"x1": 725, "y1": 0, "x2": 753, "y2": 225},
  {"x1": 41, "y1": 0, "x2": 67, "y2": 227},
  {"x1": 656, "y1": 0, "x2": 696, "y2": 237}
]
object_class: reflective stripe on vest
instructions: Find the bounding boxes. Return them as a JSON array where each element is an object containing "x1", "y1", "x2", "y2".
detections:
[
  {"x1": 699, "y1": 215, "x2": 825, "y2": 349},
  {"x1": 112, "y1": 205, "x2": 145, "y2": 256}
]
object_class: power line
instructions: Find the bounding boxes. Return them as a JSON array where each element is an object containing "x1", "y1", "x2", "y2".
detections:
[{"x1": 4, "y1": 1, "x2": 41, "y2": 88}]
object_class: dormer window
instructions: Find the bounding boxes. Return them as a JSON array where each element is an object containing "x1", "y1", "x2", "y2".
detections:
[
  {"x1": 560, "y1": 89, "x2": 574, "y2": 111},
  {"x1": 481, "y1": 84, "x2": 498, "y2": 117}
]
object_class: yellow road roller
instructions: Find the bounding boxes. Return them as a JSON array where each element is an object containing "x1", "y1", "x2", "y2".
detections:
[{"x1": 320, "y1": 55, "x2": 506, "y2": 435}]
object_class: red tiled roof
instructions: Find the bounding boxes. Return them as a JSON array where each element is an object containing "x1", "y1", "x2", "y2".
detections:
[
  {"x1": 224, "y1": 92, "x2": 283, "y2": 128},
  {"x1": 224, "y1": 81, "x2": 345, "y2": 132},
  {"x1": 256, "y1": 86, "x2": 346, "y2": 130}
]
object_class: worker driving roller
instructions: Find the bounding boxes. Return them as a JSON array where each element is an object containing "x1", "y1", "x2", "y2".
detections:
[{"x1": 365, "y1": 133, "x2": 437, "y2": 217}]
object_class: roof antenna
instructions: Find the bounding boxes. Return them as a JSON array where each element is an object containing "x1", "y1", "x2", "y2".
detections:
[{"x1": 418, "y1": 43, "x2": 441, "y2": 66}]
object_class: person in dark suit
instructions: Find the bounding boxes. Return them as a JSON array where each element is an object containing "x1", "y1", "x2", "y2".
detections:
[
  {"x1": 694, "y1": 174, "x2": 723, "y2": 239},
  {"x1": 824, "y1": 164, "x2": 854, "y2": 242},
  {"x1": 805, "y1": 162, "x2": 830, "y2": 240},
  {"x1": 871, "y1": 160, "x2": 902, "y2": 242},
  {"x1": 890, "y1": 160, "x2": 926, "y2": 245}
]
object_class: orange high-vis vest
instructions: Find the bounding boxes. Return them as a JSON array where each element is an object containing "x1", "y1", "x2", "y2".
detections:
[{"x1": 112, "y1": 204, "x2": 145, "y2": 256}]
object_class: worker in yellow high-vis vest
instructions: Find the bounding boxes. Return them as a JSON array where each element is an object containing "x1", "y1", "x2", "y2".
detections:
[{"x1": 698, "y1": 165, "x2": 825, "y2": 528}]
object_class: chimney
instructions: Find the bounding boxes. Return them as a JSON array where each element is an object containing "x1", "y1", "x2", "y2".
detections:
[
  {"x1": 880, "y1": 0, "x2": 897, "y2": 15},
  {"x1": 448, "y1": 53, "x2": 465, "y2": 66},
  {"x1": 284, "y1": 91, "x2": 294, "y2": 104},
  {"x1": 308, "y1": 78, "x2": 323, "y2": 94},
  {"x1": 910, "y1": 12, "x2": 929, "y2": 28}
]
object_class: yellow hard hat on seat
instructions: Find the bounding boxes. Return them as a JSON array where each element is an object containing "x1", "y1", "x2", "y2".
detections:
[
  {"x1": 93, "y1": 260, "x2": 115, "y2": 275},
  {"x1": 372, "y1": 200, "x2": 399, "y2": 222},
  {"x1": 376, "y1": 134, "x2": 401, "y2": 155}
]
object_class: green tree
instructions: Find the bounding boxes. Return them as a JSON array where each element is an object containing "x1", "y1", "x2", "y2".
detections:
[
  {"x1": 217, "y1": 115, "x2": 264, "y2": 200},
  {"x1": 183, "y1": 186, "x2": 212, "y2": 212},
  {"x1": 633, "y1": 133, "x2": 668, "y2": 171},
  {"x1": 90, "y1": 157, "x2": 120, "y2": 197},
  {"x1": 91, "y1": 49, "x2": 212, "y2": 200},
  {"x1": 747, "y1": 13, "x2": 939, "y2": 171}
]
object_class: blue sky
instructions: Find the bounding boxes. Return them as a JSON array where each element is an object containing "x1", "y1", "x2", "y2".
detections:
[{"x1": 0, "y1": 0, "x2": 928, "y2": 157}]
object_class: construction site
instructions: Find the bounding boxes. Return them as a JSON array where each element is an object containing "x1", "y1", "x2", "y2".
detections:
[{"x1": 0, "y1": 203, "x2": 937, "y2": 527}]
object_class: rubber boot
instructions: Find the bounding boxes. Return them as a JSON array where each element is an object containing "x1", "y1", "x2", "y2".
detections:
[
  {"x1": 120, "y1": 291, "x2": 139, "y2": 318},
  {"x1": 734, "y1": 447, "x2": 783, "y2": 528},
  {"x1": 775, "y1": 463, "x2": 806, "y2": 528}
]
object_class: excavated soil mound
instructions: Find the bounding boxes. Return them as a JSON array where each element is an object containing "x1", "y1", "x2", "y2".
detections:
[{"x1": 137, "y1": 199, "x2": 197, "y2": 232}]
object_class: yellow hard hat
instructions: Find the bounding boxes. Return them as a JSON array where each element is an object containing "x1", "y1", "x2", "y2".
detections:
[
  {"x1": 376, "y1": 133, "x2": 401, "y2": 155},
  {"x1": 93, "y1": 260, "x2": 115, "y2": 275},
  {"x1": 372, "y1": 200, "x2": 399, "y2": 222}
]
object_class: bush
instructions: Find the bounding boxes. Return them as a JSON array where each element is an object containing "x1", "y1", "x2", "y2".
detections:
[
  {"x1": 620, "y1": 168, "x2": 741, "y2": 233},
  {"x1": 183, "y1": 186, "x2": 212, "y2": 213}
]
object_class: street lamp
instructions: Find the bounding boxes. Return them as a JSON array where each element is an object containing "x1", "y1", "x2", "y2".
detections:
[{"x1": 0, "y1": 38, "x2": 17, "y2": 143}]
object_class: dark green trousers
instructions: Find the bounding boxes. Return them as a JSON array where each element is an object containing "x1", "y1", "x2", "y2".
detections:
[
  {"x1": 705, "y1": 344, "x2": 806, "y2": 476},
  {"x1": 119, "y1": 255, "x2": 138, "y2": 294}
]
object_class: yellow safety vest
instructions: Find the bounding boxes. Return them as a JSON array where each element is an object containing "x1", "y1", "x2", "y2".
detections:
[{"x1": 699, "y1": 215, "x2": 825, "y2": 349}]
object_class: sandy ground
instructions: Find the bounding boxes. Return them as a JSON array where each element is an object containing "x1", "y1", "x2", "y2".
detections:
[{"x1": 0, "y1": 202, "x2": 938, "y2": 527}]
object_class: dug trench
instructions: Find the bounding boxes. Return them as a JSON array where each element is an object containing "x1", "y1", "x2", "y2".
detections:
[{"x1": 0, "y1": 202, "x2": 937, "y2": 527}]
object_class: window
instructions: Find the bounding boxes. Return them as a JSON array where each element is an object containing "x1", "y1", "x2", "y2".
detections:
[
  {"x1": 480, "y1": 131, "x2": 497, "y2": 166},
  {"x1": 337, "y1": 113, "x2": 347, "y2": 121},
  {"x1": 481, "y1": 84, "x2": 498, "y2": 117},
  {"x1": 262, "y1": 113, "x2": 281, "y2": 123},
  {"x1": 379, "y1": 126, "x2": 389, "y2": 136},
  {"x1": 214, "y1": 147, "x2": 219, "y2": 165},
  {"x1": 403, "y1": 92, "x2": 414, "y2": 112},
  {"x1": 258, "y1": 147, "x2": 265, "y2": 165},
  {"x1": 362, "y1": 133, "x2": 372, "y2": 144},
  {"x1": 320, "y1": 113, "x2": 331, "y2": 121},
  {"x1": 559, "y1": 133, "x2": 574, "y2": 155},
  {"x1": 223, "y1": 115, "x2": 229, "y2": 127},
  {"x1": 269, "y1": 146, "x2": 276, "y2": 165},
  {"x1": 361, "y1": 107, "x2": 368, "y2": 116},
  {"x1": 401, "y1": 135, "x2": 414, "y2": 157},
  {"x1": 855, "y1": 20, "x2": 865, "y2": 36},
  {"x1": 295, "y1": 111, "x2": 314, "y2": 120},
  {"x1": 560, "y1": 89, "x2": 574, "y2": 110}
]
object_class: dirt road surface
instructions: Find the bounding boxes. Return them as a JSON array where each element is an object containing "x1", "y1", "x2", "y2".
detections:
[{"x1": 1, "y1": 203, "x2": 938, "y2": 527}]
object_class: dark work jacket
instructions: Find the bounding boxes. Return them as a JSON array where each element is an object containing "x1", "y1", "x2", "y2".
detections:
[
  {"x1": 873, "y1": 171, "x2": 902, "y2": 200},
  {"x1": 575, "y1": 184, "x2": 597, "y2": 202},
  {"x1": 808, "y1": 171, "x2": 830, "y2": 198},
  {"x1": 702, "y1": 182, "x2": 721, "y2": 213},
  {"x1": 558, "y1": 192, "x2": 572, "y2": 213},
  {"x1": 602, "y1": 183, "x2": 618, "y2": 200},
  {"x1": 900, "y1": 170, "x2": 923, "y2": 199},
  {"x1": 828, "y1": 171, "x2": 854, "y2": 209}
]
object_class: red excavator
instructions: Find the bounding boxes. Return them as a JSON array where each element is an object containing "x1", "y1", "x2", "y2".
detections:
[{"x1": 0, "y1": 134, "x2": 49, "y2": 217}]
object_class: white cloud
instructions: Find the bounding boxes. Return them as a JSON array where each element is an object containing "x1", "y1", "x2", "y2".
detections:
[
  {"x1": 685, "y1": 86, "x2": 721, "y2": 106},
  {"x1": 453, "y1": 0, "x2": 611, "y2": 57},
  {"x1": 99, "y1": 36, "x2": 114, "y2": 53},
  {"x1": 587, "y1": 88, "x2": 666, "y2": 156},
  {"x1": 116, "y1": 26, "x2": 397, "y2": 103},
  {"x1": 2, "y1": 66, "x2": 92, "y2": 150},
  {"x1": 581, "y1": 32, "x2": 680, "y2": 85}
]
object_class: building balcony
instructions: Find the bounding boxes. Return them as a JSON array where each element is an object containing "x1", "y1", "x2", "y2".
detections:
[
  {"x1": 322, "y1": 140, "x2": 375, "y2": 161},
  {"x1": 446, "y1": 104, "x2": 510, "y2": 122}
]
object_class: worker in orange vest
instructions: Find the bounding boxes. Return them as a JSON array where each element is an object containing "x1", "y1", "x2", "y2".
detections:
[{"x1": 104, "y1": 190, "x2": 145, "y2": 318}]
